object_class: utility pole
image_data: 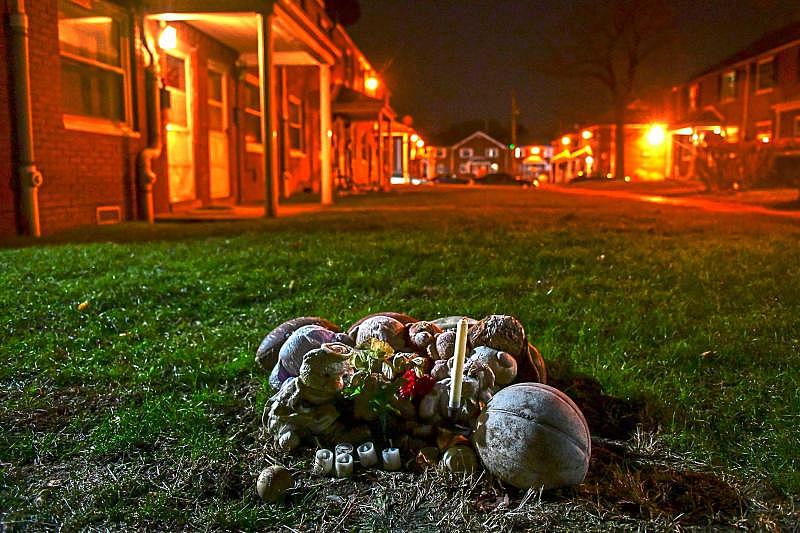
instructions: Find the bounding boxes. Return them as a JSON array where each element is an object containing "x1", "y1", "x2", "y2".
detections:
[{"x1": 511, "y1": 91, "x2": 519, "y2": 175}]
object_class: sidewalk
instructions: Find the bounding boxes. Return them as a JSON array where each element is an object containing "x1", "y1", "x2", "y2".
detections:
[
  {"x1": 544, "y1": 182, "x2": 800, "y2": 220},
  {"x1": 155, "y1": 203, "x2": 323, "y2": 222}
]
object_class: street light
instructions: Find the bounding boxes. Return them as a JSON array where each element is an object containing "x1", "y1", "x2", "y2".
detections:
[
  {"x1": 581, "y1": 130, "x2": 592, "y2": 140},
  {"x1": 646, "y1": 124, "x2": 666, "y2": 146},
  {"x1": 561, "y1": 136, "x2": 571, "y2": 146}
]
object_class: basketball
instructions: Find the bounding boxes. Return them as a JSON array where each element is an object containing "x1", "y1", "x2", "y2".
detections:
[{"x1": 473, "y1": 383, "x2": 591, "y2": 490}]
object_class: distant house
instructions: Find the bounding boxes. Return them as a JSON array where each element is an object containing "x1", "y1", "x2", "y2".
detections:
[
  {"x1": 550, "y1": 106, "x2": 670, "y2": 183},
  {"x1": 0, "y1": 0, "x2": 405, "y2": 237},
  {"x1": 427, "y1": 131, "x2": 510, "y2": 178},
  {"x1": 668, "y1": 21, "x2": 800, "y2": 180}
]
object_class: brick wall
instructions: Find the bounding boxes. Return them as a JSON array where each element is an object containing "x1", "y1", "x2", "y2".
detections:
[
  {"x1": 21, "y1": 0, "x2": 147, "y2": 235},
  {"x1": 0, "y1": 0, "x2": 18, "y2": 236}
]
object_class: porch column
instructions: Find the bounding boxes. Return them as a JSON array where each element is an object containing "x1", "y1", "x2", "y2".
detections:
[
  {"x1": 386, "y1": 118, "x2": 393, "y2": 189},
  {"x1": 319, "y1": 63, "x2": 332, "y2": 205},
  {"x1": 257, "y1": 11, "x2": 278, "y2": 217},
  {"x1": 376, "y1": 116, "x2": 383, "y2": 188}
]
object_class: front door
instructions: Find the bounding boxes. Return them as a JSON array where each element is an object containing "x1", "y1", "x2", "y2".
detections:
[
  {"x1": 207, "y1": 64, "x2": 230, "y2": 199},
  {"x1": 165, "y1": 51, "x2": 195, "y2": 203}
]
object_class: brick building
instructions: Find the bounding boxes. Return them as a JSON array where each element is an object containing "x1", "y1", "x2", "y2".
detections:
[
  {"x1": 1, "y1": 0, "x2": 402, "y2": 237},
  {"x1": 428, "y1": 131, "x2": 510, "y2": 178},
  {"x1": 668, "y1": 21, "x2": 800, "y2": 181}
]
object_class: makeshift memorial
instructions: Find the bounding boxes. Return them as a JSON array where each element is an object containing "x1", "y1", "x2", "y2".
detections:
[{"x1": 258, "y1": 311, "x2": 591, "y2": 496}]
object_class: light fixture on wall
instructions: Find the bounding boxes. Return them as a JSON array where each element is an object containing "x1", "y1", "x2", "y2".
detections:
[
  {"x1": 158, "y1": 24, "x2": 177, "y2": 50},
  {"x1": 365, "y1": 75, "x2": 379, "y2": 92}
]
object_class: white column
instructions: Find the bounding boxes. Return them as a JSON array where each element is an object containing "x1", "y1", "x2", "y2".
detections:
[{"x1": 319, "y1": 63, "x2": 332, "y2": 205}]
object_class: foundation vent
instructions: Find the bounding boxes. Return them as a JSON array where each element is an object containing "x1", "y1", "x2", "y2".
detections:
[{"x1": 96, "y1": 205, "x2": 122, "y2": 225}]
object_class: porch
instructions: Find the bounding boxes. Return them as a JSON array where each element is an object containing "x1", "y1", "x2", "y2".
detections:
[{"x1": 141, "y1": 0, "x2": 339, "y2": 218}]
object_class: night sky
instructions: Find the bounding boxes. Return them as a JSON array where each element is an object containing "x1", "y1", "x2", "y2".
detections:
[{"x1": 347, "y1": 0, "x2": 800, "y2": 141}]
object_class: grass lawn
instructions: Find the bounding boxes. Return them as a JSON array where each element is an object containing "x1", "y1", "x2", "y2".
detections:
[{"x1": 1, "y1": 186, "x2": 799, "y2": 530}]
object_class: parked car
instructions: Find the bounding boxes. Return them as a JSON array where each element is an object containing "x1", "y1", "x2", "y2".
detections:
[
  {"x1": 432, "y1": 173, "x2": 470, "y2": 184},
  {"x1": 480, "y1": 172, "x2": 524, "y2": 185}
]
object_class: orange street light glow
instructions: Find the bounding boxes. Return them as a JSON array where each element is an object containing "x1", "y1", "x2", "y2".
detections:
[
  {"x1": 410, "y1": 133, "x2": 419, "y2": 143},
  {"x1": 760, "y1": 135, "x2": 771, "y2": 143},
  {"x1": 561, "y1": 136, "x2": 571, "y2": 146},
  {"x1": 646, "y1": 124, "x2": 666, "y2": 146},
  {"x1": 416, "y1": 139, "x2": 425, "y2": 148},
  {"x1": 581, "y1": 130, "x2": 592, "y2": 140},
  {"x1": 531, "y1": 146, "x2": 540, "y2": 155},
  {"x1": 365, "y1": 76, "x2": 379, "y2": 92}
]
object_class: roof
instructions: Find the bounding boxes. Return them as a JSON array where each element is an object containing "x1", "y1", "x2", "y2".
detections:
[
  {"x1": 693, "y1": 20, "x2": 800, "y2": 79},
  {"x1": 451, "y1": 131, "x2": 507, "y2": 150},
  {"x1": 331, "y1": 85, "x2": 395, "y2": 120}
]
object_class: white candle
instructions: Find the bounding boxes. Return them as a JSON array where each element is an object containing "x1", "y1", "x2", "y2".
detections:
[
  {"x1": 381, "y1": 447, "x2": 401, "y2": 471},
  {"x1": 315, "y1": 448, "x2": 334, "y2": 475},
  {"x1": 335, "y1": 443, "x2": 353, "y2": 457},
  {"x1": 448, "y1": 317, "x2": 469, "y2": 414},
  {"x1": 335, "y1": 453, "x2": 354, "y2": 478},
  {"x1": 357, "y1": 441, "x2": 378, "y2": 468}
]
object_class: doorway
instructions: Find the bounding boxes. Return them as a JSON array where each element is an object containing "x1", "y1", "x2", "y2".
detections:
[
  {"x1": 165, "y1": 50, "x2": 195, "y2": 203},
  {"x1": 207, "y1": 63, "x2": 230, "y2": 199}
]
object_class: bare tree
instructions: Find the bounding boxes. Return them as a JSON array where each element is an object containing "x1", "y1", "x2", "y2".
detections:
[{"x1": 537, "y1": 0, "x2": 673, "y2": 180}]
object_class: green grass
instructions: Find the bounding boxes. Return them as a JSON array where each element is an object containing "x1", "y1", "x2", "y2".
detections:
[{"x1": 1, "y1": 186, "x2": 799, "y2": 529}]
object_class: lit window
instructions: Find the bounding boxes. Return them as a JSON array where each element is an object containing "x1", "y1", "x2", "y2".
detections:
[
  {"x1": 288, "y1": 96, "x2": 304, "y2": 153},
  {"x1": 58, "y1": 0, "x2": 131, "y2": 124},
  {"x1": 756, "y1": 121, "x2": 772, "y2": 143},
  {"x1": 485, "y1": 147, "x2": 499, "y2": 158},
  {"x1": 689, "y1": 84, "x2": 699, "y2": 111},
  {"x1": 756, "y1": 58, "x2": 776, "y2": 92},
  {"x1": 459, "y1": 148, "x2": 473, "y2": 159},
  {"x1": 243, "y1": 79, "x2": 262, "y2": 146},
  {"x1": 720, "y1": 70, "x2": 737, "y2": 101}
]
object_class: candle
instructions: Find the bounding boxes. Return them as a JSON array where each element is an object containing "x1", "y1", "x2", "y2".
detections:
[
  {"x1": 335, "y1": 443, "x2": 353, "y2": 457},
  {"x1": 381, "y1": 447, "x2": 401, "y2": 471},
  {"x1": 448, "y1": 317, "x2": 469, "y2": 415},
  {"x1": 314, "y1": 448, "x2": 334, "y2": 475},
  {"x1": 357, "y1": 441, "x2": 378, "y2": 468},
  {"x1": 335, "y1": 453, "x2": 354, "y2": 478}
]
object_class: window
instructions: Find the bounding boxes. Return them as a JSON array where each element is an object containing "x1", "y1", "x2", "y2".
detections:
[
  {"x1": 720, "y1": 70, "x2": 737, "y2": 101},
  {"x1": 756, "y1": 121, "x2": 772, "y2": 143},
  {"x1": 360, "y1": 133, "x2": 369, "y2": 161},
  {"x1": 288, "y1": 96, "x2": 304, "y2": 153},
  {"x1": 793, "y1": 116, "x2": 800, "y2": 138},
  {"x1": 485, "y1": 147, "x2": 499, "y2": 158},
  {"x1": 207, "y1": 68, "x2": 225, "y2": 132},
  {"x1": 58, "y1": 0, "x2": 132, "y2": 127},
  {"x1": 436, "y1": 147, "x2": 446, "y2": 158},
  {"x1": 243, "y1": 78, "x2": 262, "y2": 146},
  {"x1": 459, "y1": 147, "x2": 473, "y2": 159},
  {"x1": 689, "y1": 84, "x2": 699, "y2": 111},
  {"x1": 756, "y1": 58, "x2": 776, "y2": 92}
]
